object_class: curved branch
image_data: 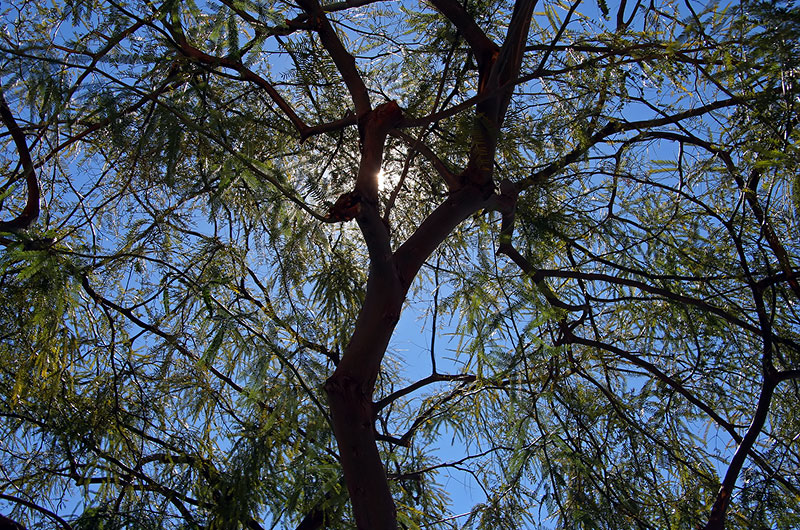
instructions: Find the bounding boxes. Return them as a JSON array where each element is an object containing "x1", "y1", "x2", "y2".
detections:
[
  {"x1": 530, "y1": 0, "x2": 578, "y2": 76},
  {"x1": 528, "y1": 268, "x2": 788, "y2": 344},
  {"x1": 80, "y1": 275, "x2": 245, "y2": 394},
  {"x1": 564, "y1": 333, "x2": 743, "y2": 444},
  {"x1": 394, "y1": 184, "x2": 495, "y2": 287},
  {"x1": 374, "y1": 372, "x2": 476, "y2": 411},
  {"x1": 702, "y1": 376, "x2": 777, "y2": 530},
  {"x1": 0, "y1": 514, "x2": 26, "y2": 530},
  {"x1": 0, "y1": 493, "x2": 71, "y2": 530},
  {"x1": 389, "y1": 129, "x2": 458, "y2": 190},
  {"x1": 0, "y1": 88, "x2": 39, "y2": 232},
  {"x1": 638, "y1": 130, "x2": 800, "y2": 300},
  {"x1": 428, "y1": 0, "x2": 498, "y2": 65},
  {"x1": 161, "y1": 16, "x2": 311, "y2": 137},
  {"x1": 295, "y1": 0, "x2": 371, "y2": 116}
]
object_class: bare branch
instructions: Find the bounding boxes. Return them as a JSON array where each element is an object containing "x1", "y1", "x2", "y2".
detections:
[
  {"x1": 80, "y1": 275, "x2": 246, "y2": 395},
  {"x1": 375, "y1": 373, "x2": 477, "y2": 411},
  {"x1": 702, "y1": 377, "x2": 777, "y2": 530}
]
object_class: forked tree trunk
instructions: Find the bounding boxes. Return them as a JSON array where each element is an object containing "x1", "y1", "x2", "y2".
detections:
[
  {"x1": 324, "y1": 185, "x2": 496, "y2": 529},
  {"x1": 322, "y1": 2, "x2": 536, "y2": 525}
]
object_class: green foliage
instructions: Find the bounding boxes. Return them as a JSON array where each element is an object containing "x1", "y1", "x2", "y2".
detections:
[{"x1": 0, "y1": 0, "x2": 799, "y2": 529}]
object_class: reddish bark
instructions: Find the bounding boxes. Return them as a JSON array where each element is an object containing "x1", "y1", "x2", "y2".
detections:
[
  {"x1": 325, "y1": 187, "x2": 495, "y2": 529},
  {"x1": 313, "y1": 1, "x2": 535, "y2": 527}
]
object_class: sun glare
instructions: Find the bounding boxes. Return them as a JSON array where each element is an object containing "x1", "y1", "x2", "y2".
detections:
[{"x1": 377, "y1": 168, "x2": 387, "y2": 192}]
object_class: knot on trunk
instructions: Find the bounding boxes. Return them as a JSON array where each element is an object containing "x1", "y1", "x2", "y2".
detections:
[{"x1": 324, "y1": 191, "x2": 362, "y2": 222}]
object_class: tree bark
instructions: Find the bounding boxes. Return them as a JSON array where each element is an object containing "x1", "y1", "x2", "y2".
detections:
[
  {"x1": 324, "y1": 264, "x2": 405, "y2": 530},
  {"x1": 0, "y1": 514, "x2": 26, "y2": 530},
  {"x1": 702, "y1": 376, "x2": 777, "y2": 530},
  {"x1": 325, "y1": 184, "x2": 496, "y2": 529},
  {"x1": 321, "y1": 1, "x2": 536, "y2": 525},
  {"x1": 0, "y1": 87, "x2": 39, "y2": 232}
]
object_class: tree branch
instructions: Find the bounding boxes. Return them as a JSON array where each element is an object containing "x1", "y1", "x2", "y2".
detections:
[
  {"x1": 80, "y1": 275, "x2": 245, "y2": 394},
  {"x1": 389, "y1": 129, "x2": 459, "y2": 190},
  {"x1": 295, "y1": 0, "x2": 371, "y2": 116},
  {"x1": 702, "y1": 377, "x2": 777, "y2": 530},
  {"x1": 0, "y1": 87, "x2": 39, "y2": 232},
  {"x1": 777, "y1": 368, "x2": 800, "y2": 382},
  {"x1": 394, "y1": 184, "x2": 495, "y2": 287},
  {"x1": 161, "y1": 15, "x2": 311, "y2": 136},
  {"x1": 530, "y1": 0, "x2": 579, "y2": 77},
  {"x1": 374, "y1": 373, "x2": 477, "y2": 411},
  {"x1": 638, "y1": 129, "x2": 800, "y2": 300},
  {"x1": 427, "y1": 0, "x2": 498, "y2": 65},
  {"x1": 0, "y1": 494, "x2": 71, "y2": 530}
]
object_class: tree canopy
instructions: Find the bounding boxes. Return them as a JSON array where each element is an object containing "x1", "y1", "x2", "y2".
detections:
[{"x1": 1, "y1": 0, "x2": 799, "y2": 528}]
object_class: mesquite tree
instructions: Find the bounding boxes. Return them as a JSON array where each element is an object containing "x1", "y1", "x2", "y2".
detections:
[{"x1": 1, "y1": 0, "x2": 799, "y2": 528}]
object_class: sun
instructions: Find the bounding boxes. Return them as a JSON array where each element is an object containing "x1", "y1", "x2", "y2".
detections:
[
  {"x1": 377, "y1": 168, "x2": 387, "y2": 192},
  {"x1": 377, "y1": 165, "x2": 402, "y2": 192}
]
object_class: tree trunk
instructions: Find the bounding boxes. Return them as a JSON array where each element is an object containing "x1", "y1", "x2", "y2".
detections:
[
  {"x1": 325, "y1": 373, "x2": 397, "y2": 530},
  {"x1": 324, "y1": 261, "x2": 405, "y2": 530}
]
